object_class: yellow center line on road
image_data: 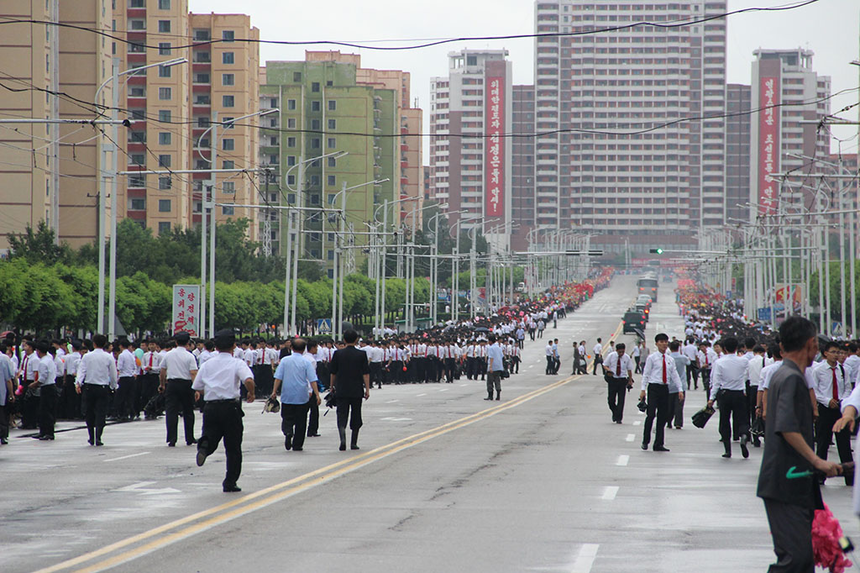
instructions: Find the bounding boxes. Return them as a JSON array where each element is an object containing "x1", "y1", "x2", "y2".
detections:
[{"x1": 36, "y1": 353, "x2": 604, "y2": 573}]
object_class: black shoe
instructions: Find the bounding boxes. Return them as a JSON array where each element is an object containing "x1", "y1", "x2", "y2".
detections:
[
  {"x1": 740, "y1": 435, "x2": 750, "y2": 459},
  {"x1": 616, "y1": 420, "x2": 622, "y2": 424},
  {"x1": 307, "y1": 433, "x2": 321, "y2": 437},
  {"x1": 351, "y1": 445, "x2": 360, "y2": 450},
  {"x1": 167, "y1": 442, "x2": 176, "y2": 447},
  {"x1": 339, "y1": 443, "x2": 346, "y2": 451},
  {"x1": 653, "y1": 446, "x2": 670, "y2": 452},
  {"x1": 39, "y1": 435, "x2": 54, "y2": 441},
  {"x1": 0, "y1": 438, "x2": 7, "y2": 445},
  {"x1": 484, "y1": 396, "x2": 493, "y2": 401},
  {"x1": 186, "y1": 438, "x2": 197, "y2": 446},
  {"x1": 95, "y1": 441, "x2": 104, "y2": 446},
  {"x1": 196, "y1": 449, "x2": 208, "y2": 467},
  {"x1": 88, "y1": 439, "x2": 94, "y2": 446},
  {"x1": 223, "y1": 484, "x2": 241, "y2": 493},
  {"x1": 641, "y1": 443, "x2": 648, "y2": 450},
  {"x1": 292, "y1": 447, "x2": 303, "y2": 451},
  {"x1": 31, "y1": 435, "x2": 44, "y2": 439},
  {"x1": 284, "y1": 435, "x2": 292, "y2": 451}
]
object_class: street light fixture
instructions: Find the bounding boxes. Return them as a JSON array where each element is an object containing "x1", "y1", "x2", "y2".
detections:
[{"x1": 96, "y1": 57, "x2": 188, "y2": 338}]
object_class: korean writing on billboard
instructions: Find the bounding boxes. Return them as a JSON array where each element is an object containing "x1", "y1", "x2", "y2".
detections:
[
  {"x1": 172, "y1": 284, "x2": 200, "y2": 337},
  {"x1": 758, "y1": 76, "x2": 780, "y2": 215},
  {"x1": 485, "y1": 77, "x2": 505, "y2": 219}
]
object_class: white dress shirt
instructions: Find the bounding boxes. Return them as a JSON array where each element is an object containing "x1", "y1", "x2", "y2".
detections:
[
  {"x1": 64, "y1": 351, "x2": 82, "y2": 377},
  {"x1": 117, "y1": 349, "x2": 137, "y2": 378},
  {"x1": 641, "y1": 351, "x2": 683, "y2": 393},
  {"x1": 603, "y1": 351, "x2": 634, "y2": 378},
  {"x1": 37, "y1": 353, "x2": 57, "y2": 386},
  {"x1": 75, "y1": 348, "x2": 118, "y2": 389},
  {"x1": 162, "y1": 347, "x2": 198, "y2": 381},
  {"x1": 811, "y1": 360, "x2": 848, "y2": 407},
  {"x1": 759, "y1": 360, "x2": 783, "y2": 391},
  {"x1": 697, "y1": 348, "x2": 717, "y2": 369},
  {"x1": 709, "y1": 354, "x2": 750, "y2": 401},
  {"x1": 747, "y1": 354, "x2": 767, "y2": 387},
  {"x1": 192, "y1": 352, "x2": 253, "y2": 401}
]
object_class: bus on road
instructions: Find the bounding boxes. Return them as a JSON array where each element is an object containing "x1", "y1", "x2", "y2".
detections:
[{"x1": 637, "y1": 276, "x2": 659, "y2": 302}]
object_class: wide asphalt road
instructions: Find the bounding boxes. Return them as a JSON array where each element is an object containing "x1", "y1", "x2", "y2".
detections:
[{"x1": 3, "y1": 274, "x2": 857, "y2": 572}]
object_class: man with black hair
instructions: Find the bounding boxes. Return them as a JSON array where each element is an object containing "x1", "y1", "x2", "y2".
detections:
[
  {"x1": 0, "y1": 343, "x2": 14, "y2": 444},
  {"x1": 18, "y1": 339, "x2": 39, "y2": 429},
  {"x1": 329, "y1": 330, "x2": 370, "y2": 451},
  {"x1": 271, "y1": 338, "x2": 320, "y2": 451},
  {"x1": 160, "y1": 332, "x2": 198, "y2": 447},
  {"x1": 667, "y1": 340, "x2": 689, "y2": 430},
  {"x1": 304, "y1": 339, "x2": 322, "y2": 438},
  {"x1": 193, "y1": 330, "x2": 255, "y2": 493},
  {"x1": 759, "y1": 316, "x2": 840, "y2": 572},
  {"x1": 708, "y1": 337, "x2": 751, "y2": 459},
  {"x1": 31, "y1": 340, "x2": 57, "y2": 440},
  {"x1": 486, "y1": 334, "x2": 505, "y2": 401},
  {"x1": 115, "y1": 339, "x2": 137, "y2": 421},
  {"x1": 75, "y1": 334, "x2": 118, "y2": 446},
  {"x1": 603, "y1": 342, "x2": 634, "y2": 423},
  {"x1": 810, "y1": 340, "x2": 852, "y2": 485},
  {"x1": 639, "y1": 333, "x2": 683, "y2": 452}
]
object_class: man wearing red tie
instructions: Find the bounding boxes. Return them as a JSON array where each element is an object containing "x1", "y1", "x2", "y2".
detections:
[
  {"x1": 639, "y1": 333, "x2": 683, "y2": 451},
  {"x1": 603, "y1": 343, "x2": 634, "y2": 424},
  {"x1": 811, "y1": 341, "x2": 853, "y2": 485}
]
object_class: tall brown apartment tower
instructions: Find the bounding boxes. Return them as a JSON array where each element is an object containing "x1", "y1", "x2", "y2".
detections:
[
  {"x1": 0, "y1": 0, "x2": 112, "y2": 251},
  {"x1": 533, "y1": 0, "x2": 728, "y2": 255}
]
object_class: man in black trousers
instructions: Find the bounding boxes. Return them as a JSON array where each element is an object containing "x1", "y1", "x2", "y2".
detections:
[
  {"x1": 603, "y1": 343, "x2": 634, "y2": 424},
  {"x1": 639, "y1": 333, "x2": 683, "y2": 452},
  {"x1": 329, "y1": 330, "x2": 370, "y2": 451},
  {"x1": 758, "y1": 316, "x2": 840, "y2": 572}
]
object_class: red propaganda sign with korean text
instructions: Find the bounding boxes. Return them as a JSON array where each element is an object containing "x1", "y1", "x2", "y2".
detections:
[
  {"x1": 758, "y1": 75, "x2": 780, "y2": 216},
  {"x1": 485, "y1": 76, "x2": 505, "y2": 220},
  {"x1": 172, "y1": 284, "x2": 200, "y2": 337}
]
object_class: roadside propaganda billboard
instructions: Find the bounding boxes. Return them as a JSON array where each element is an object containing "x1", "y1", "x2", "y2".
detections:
[
  {"x1": 758, "y1": 74, "x2": 781, "y2": 216},
  {"x1": 172, "y1": 284, "x2": 200, "y2": 337},
  {"x1": 485, "y1": 76, "x2": 505, "y2": 221}
]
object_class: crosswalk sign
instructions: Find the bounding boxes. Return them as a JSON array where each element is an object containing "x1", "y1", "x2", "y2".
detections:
[{"x1": 317, "y1": 319, "x2": 332, "y2": 334}]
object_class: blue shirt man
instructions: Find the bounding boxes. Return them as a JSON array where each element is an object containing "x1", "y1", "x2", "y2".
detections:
[{"x1": 271, "y1": 339, "x2": 320, "y2": 452}]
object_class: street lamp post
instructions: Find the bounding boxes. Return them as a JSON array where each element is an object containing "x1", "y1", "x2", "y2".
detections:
[{"x1": 95, "y1": 56, "x2": 187, "y2": 337}]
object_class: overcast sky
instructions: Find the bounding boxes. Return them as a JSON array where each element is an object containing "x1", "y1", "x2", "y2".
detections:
[{"x1": 191, "y1": 0, "x2": 860, "y2": 155}]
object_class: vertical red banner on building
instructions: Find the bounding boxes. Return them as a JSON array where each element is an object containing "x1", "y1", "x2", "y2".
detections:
[
  {"x1": 485, "y1": 76, "x2": 505, "y2": 220},
  {"x1": 758, "y1": 75, "x2": 780, "y2": 216}
]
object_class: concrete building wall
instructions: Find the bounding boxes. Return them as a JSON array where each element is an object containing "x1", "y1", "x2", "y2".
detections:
[
  {"x1": 511, "y1": 85, "x2": 536, "y2": 253},
  {"x1": 725, "y1": 83, "x2": 751, "y2": 227}
]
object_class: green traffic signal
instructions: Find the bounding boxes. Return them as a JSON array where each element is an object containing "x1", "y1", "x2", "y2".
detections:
[{"x1": 649, "y1": 248, "x2": 663, "y2": 254}]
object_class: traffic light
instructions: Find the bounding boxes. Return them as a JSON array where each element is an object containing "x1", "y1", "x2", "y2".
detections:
[{"x1": 649, "y1": 248, "x2": 664, "y2": 254}]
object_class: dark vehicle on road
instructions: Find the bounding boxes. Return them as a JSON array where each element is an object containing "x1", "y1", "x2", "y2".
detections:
[{"x1": 623, "y1": 309, "x2": 647, "y2": 334}]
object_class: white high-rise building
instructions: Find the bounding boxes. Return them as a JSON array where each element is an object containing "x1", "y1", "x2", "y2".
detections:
[
  {"x1": 430, "y1": 49, "x2": 513, "y2": 251},
  {"x1": 533, "y1": 0, "x2": 727, "y2": 254}
]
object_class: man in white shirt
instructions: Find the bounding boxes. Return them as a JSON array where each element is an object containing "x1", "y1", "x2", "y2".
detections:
[
  {"x1": 545, "y1": 341, "x2": 554, "y2": 375},
  {"x1": 75, "y1": 334, "x2": 118, "y2": 446},
  {"x1": 746, "y1": 345, "x2": 768, "y2": 447},
  {"x1": 603, "y1": 343, "x2": 634, "y2": 423},
  {"x1": 591, "y1": 339, "x2": 604, "y2": 376},
  {"x1": 160, "y1": 332, "x2": 199, "y2": 447},
  {"x1": 707, "y1": 337, "x2": 751, "y2": 459},
  {"x1": 193, "y1": 330, "x2": 255, "y2": 493},
  {"x1": 115, "y1": 339, "x2": 137, "y2": 421},
  {"x1": 32, "y1": 340, "x2": 58, "y2": 440},
  {"x1": 639, "y1": 333, "x2": 683, "y2": 452},
  {"x1": 697, "y1": 341, "x2": 717, "y2": 397},
  {"x1": 682, "y1": 338, "x2": 699, "y2": 390},
  {"x1": 62, "y1": 341, "x2": 83, "y2": 420},
  {"x1": 811, "y1": 341, "x2": 853, "y2": 485}
]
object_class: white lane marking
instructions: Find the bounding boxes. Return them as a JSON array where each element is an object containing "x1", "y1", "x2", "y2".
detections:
[
  {"x1": 113, "y1": 481, "x2": 180, "y2": 495},
  {"x1": 460, "y1": 384, "x2": 469, "y2": 387},
  {"x1": 417, "y1": 393, "x2": 427, "y2": 397},
  {"x1": 625, "y1": 434, "x2": 635, "y2": 442},
  {"x1": 571, "y1": 543, "x2": 599, "y2": 573},
  {"x1": 528, "y1": 365, "x2": 535, "y2": 368},
  {"x1": 616, "y1": 455, "x2": 629, "y2": 467},
  {"x1": 601, "y1": 486, "x2": 619, "y2": 501},
  {"x1": 439, "y1": 388, "x2": 448, "y2": 392},
  {"x1": 385, "y1": 400, "x2": 400, "y2": 404},
  {"x1": 103, "y1": 452, "x2": 151, "y2": 463},
  {"x1": 633, "y1": 421, "x2": 641, "y2": 426}
]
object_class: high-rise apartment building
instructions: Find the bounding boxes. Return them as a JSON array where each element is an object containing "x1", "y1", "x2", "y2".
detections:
[
  {"x1": 750, "y1": 48, "x2": 830, "y2": 220},
  {"x1": 259, "y1": 54, "x2": 407, "y2": 274},
  {"x1": 511, "y1": 85, "x2": 536, "y2": 252},
  {"x1": 533, "y1": 0, "x2": 727, "y2": 254},
  {"x1": 430, "y1": 49, "x2": 513, "y2": 251},
  {"x1": 0, "y1": 0, "x2": 112, "y2": 251},
  {"x1": 725, "y1": 83, "x2": 751, "y2": 227}
]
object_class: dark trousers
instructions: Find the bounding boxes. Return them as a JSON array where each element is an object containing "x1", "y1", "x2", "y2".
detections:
[
  {"x1": 816, "y1": 404, "x2": 853, "y2": 484},
  {"x1": 369, "y1": 362, "x2": 382, "y2": 388},
  {"x1": 336, "y1": 396, "x2": 363, "y2": 431},
  {"x1": 0, "y1": 402, "x2": 8, "y2": 440},
  {"x1": 281, "y1": 401, "x2": 309, "y2": 450},
  {"x1": 165, "y1": 379, "x2": 195, "y2": 445},
  {"x1": 254, "y1": 365, "x2": 274, "y2": 398},
  {"x1": 63, "y1": 375, "x2": 82, "y2": 419},
  {"x1": 198, "y1": 400, "x2": 244, "y2": 489},
  {"x1": 139, "y1": 373, "x2": 160, "y2": 418},
  {"x1": 20, "y1": 380, "x2": 38, "y2": 429},
  {"x1": 38, "y1": 383, "x2": 57, "y2": 438},
  {"x1": 607, "y1": 378, "x2": 628, "y2": 422},
  {"x1": 390, "y1": 361, "x2": 403, "y2": 383},
  {"x1": 634, "y1": 357, "x2": 641, "y2": 374},
  {"x1": 487, "y1": 371, "x2": 502, "y2": 396},
  {"x1": 444, "y1": 358, "x2": 455, "y2": 382},
  {"x1": 747, "y1": 383, "x2": 759, "y2": 429},
  {"x1": 466, "y1": 357, "x2": 476, "y2": 379},
  {"x1": 115, "y1": 376, "x2": 136, "y2": 420},
  {"x1": 700, "y1": 368, "x2": 711, "y2": 398},
  {"x1": 511, "y1": 356, "x2": 520, "y2": 373},
  {"x1": 592, "y1": 355, "x2": 603, "y2": 376},
  {"x1": 763, "y1": 498, "x2": 814, "y2": 573},
  {"x1": 546, "y1": 356, "x2": 554, "y2": 375},
  {"x1": 307, "y1": 395, "x2": 319, "y2": 436},
  {"x1": 686, "y1": 364, "x2": 699, "y2": 388},
  {"x1": 667, "y1": 392, "x2": 684, "y2": 428},
  {"x1": 717, "y1": 390, "x2": 749, "y2": 443},
  {"x1": 642, "y1": 384, "x2": 670, "y2": 448},
  {"x1": 316, "y1": 362, "x2": 330, "y2": 391},
  {"x1": 84, "y1": 384, "x2": 110, "y2": 443},
  {"x1": 478, "y1": 358, "x2": 487, "y2": 380}
]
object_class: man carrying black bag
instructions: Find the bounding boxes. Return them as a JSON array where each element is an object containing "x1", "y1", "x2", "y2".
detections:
[{"x1": 603, "y1": 343, "x2": 634, "y2": 424}]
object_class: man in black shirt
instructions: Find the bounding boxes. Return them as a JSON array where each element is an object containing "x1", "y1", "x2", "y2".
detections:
[
  {"x1": 329, "y1": 330, "x2": 370, "y2": 451},
  {"x1": 757, "y1": 316, "x2": 840, "y2": 572}
]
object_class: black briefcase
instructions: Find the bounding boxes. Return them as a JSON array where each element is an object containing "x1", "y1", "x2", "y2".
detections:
[{"x1": 692, "y1": 406, "x2": 716, "y2": 429}]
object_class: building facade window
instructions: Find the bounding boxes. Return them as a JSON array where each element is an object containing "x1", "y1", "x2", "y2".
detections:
[
  {"x1": 222, "y1": 73, "x2": 234, "y2": 86},
  {"x1": 222, "y1": 95, "x2": 235, "y2": 107},
  {"x1": 158, "y1": 42, "x2": 171, "y2": 55},
  {"x1": 287, "y1": 99, "x2": 296, "y2": 110},
  {"x1": 223, "y1": 181, "x2": 235, "y2": 193},
  {"x1": 157, "y1": 20, "x2": 171, "y2": 33},
  {"x1": 222, "y1": 52, "x2": 234, "y2": 64},
  {"x1": 328, "y1": 100, "x2": 336, "y2": 111},
  {"x1": 222, "y1": 206, "x2": 234, "y2": 216},
  {"x1": 158, "y1": 87, "x2": 172, "y2": 100},
  {"x1": 129, "y1": 198, "x2": 145, "y2": 210},
  {"x1": 158, "y1": 132, "x2": 171, "y2": 145},
  {"x1": 158, "y1": 154, "x2": 171, "y2": 167},
  {"x1": 158, "y1": 0, "x2": 171, "y2": 9},
  {"x1": 158, "y1": 110, "x2": 171, "y2": 123},
  {"x1": 327, "y1": 137, "x2": 336, "y2": 149},
  {"x1": 222, "y1": 138, "x2": 234, "y2": 151},
  {"x1": 158, "y1": 221, "x2": 171, "y2": 234},
  {"x1": 158, "y1": 199, "x2": 172, "y2": 212},
  {"x1": 159, "y1": 176, "x2": 172, "y2": 189},
  {"x1": 158, "y1": 65, "x2": 171, "y2": 78},
  {"x1": 222, "y1": 30, "x2": 234, "y2": 42}
]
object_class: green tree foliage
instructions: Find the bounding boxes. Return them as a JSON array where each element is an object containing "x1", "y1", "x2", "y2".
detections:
[{"x1": 7, "y1": 221, "x2": 73, "y2": 265}]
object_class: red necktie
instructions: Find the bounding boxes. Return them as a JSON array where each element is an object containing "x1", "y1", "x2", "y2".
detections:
[
  {"x1": 616, "y1": 356, "x2": 621, "y2": 376},
  {"x1": 705, "y1": 353, "x2": 709, "y2": 367},
  {"x1": 832, "y1": 367, "x2": 839, "y2": 401},
  {"x1": 662, "y1": 354, "x2": 667, "y2": 384},
  {"x1": 149, "y1": 354, "x2": 154, "y2": 368}
]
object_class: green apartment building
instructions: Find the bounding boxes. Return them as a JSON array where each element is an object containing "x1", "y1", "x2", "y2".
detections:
[{"x1": 259, "y1": 57, "x2": 402, "y2": 277}]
